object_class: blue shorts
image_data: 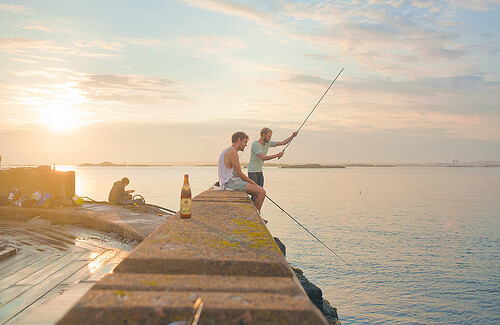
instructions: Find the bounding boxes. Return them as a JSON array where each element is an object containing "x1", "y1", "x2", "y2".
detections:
[{"x1": 224, "y1": 178, "x2": 247, "y2": 191}]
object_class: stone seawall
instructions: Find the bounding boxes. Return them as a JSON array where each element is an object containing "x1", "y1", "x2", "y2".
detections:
[
  {"x1": 57, "y1": 190, "x2": 328, "y2": 324},
  {"x1": 0, "y1": 166, "x2": 75, "y2": 200}
]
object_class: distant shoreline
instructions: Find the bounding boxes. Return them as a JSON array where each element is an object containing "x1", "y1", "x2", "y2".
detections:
[
  {"x1": 76, "y1": 162, "x2": 500, "y2": 168},
  {"x1": 280, "y1": 164, "x2": 347, "y2": 169},
  {"x1": 79, "y1": 162, "x2": 173, "y2": 167},
  {"x1": 3, "y1": 161, "x2": 499, "y2": 169}
]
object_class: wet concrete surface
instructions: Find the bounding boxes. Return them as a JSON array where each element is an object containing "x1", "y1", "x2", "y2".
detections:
[
  {"x1": 0, "y1": 202, "x2": 172, "y2": 242},
  {"x1": 0, "y1": 217, "x2": 137, "y2": 325}
]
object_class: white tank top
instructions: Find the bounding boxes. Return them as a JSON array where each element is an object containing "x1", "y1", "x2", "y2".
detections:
[{"x1": 218, "y1": 147, "x2": 238, "y2": 189}]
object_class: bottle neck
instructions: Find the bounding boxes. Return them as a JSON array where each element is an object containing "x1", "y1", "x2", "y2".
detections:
[{"x1": 184, "y1": 175, "x2": 189, "y2": 184}]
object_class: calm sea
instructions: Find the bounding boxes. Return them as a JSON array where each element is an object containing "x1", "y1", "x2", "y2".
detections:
[{"x1": 57, "y1": 165, "x2": 500, "y2": 324}]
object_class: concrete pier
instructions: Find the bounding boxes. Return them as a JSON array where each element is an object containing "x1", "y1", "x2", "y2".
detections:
[{"x1": 57, "y1": 190, "x2": 328, "y2": 324}]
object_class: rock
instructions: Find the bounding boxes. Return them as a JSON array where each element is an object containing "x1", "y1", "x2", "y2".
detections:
[
  {"x1": 293, "y1": 267, "x2": 341, "y2": 324},
  {"x1": 273, "y1": 237, "x2": 286, "y2": 257},
  {"x1": 323, "y1": 300, "x2": 340, "y2": 325},
  {"x1": 293, "y1": 267, "x2": 323, "y2": 311},
  {"x1": 273, "y1": 240, "x2": 340, "y2": 323}
]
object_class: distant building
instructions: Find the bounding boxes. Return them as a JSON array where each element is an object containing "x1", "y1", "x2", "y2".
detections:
[{"x1": 452, "y1": 160, "x2": 459, "y2": 166}]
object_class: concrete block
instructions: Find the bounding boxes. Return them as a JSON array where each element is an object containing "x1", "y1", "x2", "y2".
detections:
[
  {"x1": 115, "y1": 194, "x2": 292, "y2": 277},
  {"x1": 193, "y1": 189, "x2": 252, "y2": 203},
  {"x1": 93, "y1": 273, "x2": 304, "y2": 296},
  {"x1": 57, "y1": 290, "x2": 327, "y2": 325}
]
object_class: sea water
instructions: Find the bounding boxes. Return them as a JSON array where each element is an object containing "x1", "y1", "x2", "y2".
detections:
[{"x1": 58, "y1": 165, "x2": 500, "y2": 324}]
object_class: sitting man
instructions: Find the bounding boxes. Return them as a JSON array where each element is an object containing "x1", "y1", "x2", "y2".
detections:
[
  {"x1": 108, "y1": 177, "x2": 135, "y2": 205},
  {"x1": 218, "y1": 131, "x2": 266, "y2": 212}
]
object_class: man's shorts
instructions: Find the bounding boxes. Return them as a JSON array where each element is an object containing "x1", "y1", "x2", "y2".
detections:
[
  {"x1": 224, "y1": 178, "x2": 247, "y2": 191},
  {"x1": 248, "y1": 171, "x2": 264, "y2": 187}
]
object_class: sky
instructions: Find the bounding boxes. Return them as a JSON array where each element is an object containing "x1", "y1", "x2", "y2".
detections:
[{"x1": 0, "y1": 0, "x2": 499, "y2": 165}]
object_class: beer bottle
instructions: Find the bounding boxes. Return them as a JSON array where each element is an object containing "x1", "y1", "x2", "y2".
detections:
[{"x1": 180, "y1": 174, "x2": 192, "y2": 218}]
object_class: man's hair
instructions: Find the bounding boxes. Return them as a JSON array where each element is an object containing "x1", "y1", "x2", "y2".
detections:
[
  {"x1": 260, "y1": 127, "x2": 272, "y2": 136},
  {"x1": 121, "y1": 177, "x2": 130, "y2": 185},
  {"x1": 231, "y1": 131, "x2": 249, "y2": 143}
]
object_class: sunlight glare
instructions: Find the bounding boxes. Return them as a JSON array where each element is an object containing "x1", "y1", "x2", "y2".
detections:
[{"x1": 41, "y1": 106, "x2": 82, "y2": 132}]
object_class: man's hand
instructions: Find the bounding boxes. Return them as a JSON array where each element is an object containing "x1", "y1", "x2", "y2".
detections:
[
  {"x1": 292, "y1": 131, "x2": 298, "y2": 137},
  {"x1": 277, "y1": 152, "x2": 284, "y2": 158}
]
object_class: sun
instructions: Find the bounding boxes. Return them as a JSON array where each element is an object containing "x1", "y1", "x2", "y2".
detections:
[{"x1": 41, "y1": 106, "x2": 81, "y2": 132}]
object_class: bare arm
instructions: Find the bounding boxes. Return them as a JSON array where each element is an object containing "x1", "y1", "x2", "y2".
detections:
[
  {"x1": 228, "y1": 149, "x2": 257, "y2": 185},
  {"x1": 274, "y1": 131, "x2": 298, "y2": 146},
  {"x1": 257, "y1": 152, "x2": 283, "y2": 161}
]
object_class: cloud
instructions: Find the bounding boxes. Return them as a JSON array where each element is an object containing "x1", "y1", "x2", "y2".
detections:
[
  {"x1": 317, "y1": 104, "x2": 499, "y2": 140},
  {"x1": 175, "y1": 35, "x2": 247, "y2": 57},
  {"x1": 0, "y1": 38, "x2": 124, "y2": 61},
  {"x1": 23, "y1": 22, "x2": 54, "y2": 33},
  {"x1": 8, "y1": 67, "x2": 69, "y2": 78},
  {"x1": 7, "y1": 57, "x2": 38, "y2": 64},
  {"x1": 74, "y1": 73, "x2": 191, "y2": 121},
  {"x1": 180, "y1": 0, "x2": 274, "y2": 25},
  {"x1": 124, "y1": 38, "x2": 167, "y2": 46},
  {"x1": 0, "y1": 38, "x2": 55, "y2": 52},
  {"x1": 78, "y1": 73, "x2": 174, "y2": 90},
  {"x1": 283, "y1": 74, "x2": 331, "y2": 86},
  {"x1": 339, "y1": 20, "x2": 461, "y2": 56},
  {"x1": 1, "y1": 0, "x2": 498, "y2": 161},
  {"x1": 369, "y1": 0, "x2": 406, "y2": 7},
  {"x1": 271, "y1": 70, "x2": 500, "y2": 140},
  {"x1": 12, "y1": 53, "x2": 66, "y2": 63},
  {"x1": 74, "y1": 40, "x2": 126, "y2": 52},
  {"x1": 280, "y1": 1, "x2": 346, "y2": 23},
  {"x1": 0, "y1": 4, "x2": 30, "y2": 13},
  {"x1": 343, "y1": 74, "x2": 500, "y2": 98},
  {"x1": 450, "y1": 0, "x2": 500, "y2": 11},
  {"x1": 412, "y1": 0, "x2": 433, "y2": 9},
  {"x1": 262, "y1": 1, "x2": 476, "y2": 79},
  {"x1": 0, "y1": 66, "x2": 191, "y2": 130}
]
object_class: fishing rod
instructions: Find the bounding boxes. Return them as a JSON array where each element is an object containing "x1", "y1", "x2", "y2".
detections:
[
  {"x1": 279, "y1": 68, "x2": 344, "y2": 159},
  {"x1": 266, "y1": 194, "x2": 351, "y2": 266}
]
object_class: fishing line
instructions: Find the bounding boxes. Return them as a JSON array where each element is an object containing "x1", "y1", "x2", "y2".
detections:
[
  {"x1": 279, "y1": 68, "x2": 344, "y2": 159},
  {"x1": 266, "y1": 194, "x2": 352, "y2": 266},
  {"x1": 145, "y1": 204, "x2": 177, "y2": 215},
  {"x1": 143, "y1": 195, "x2": 169, "y2": 199},
  {"x1": 82, "y1": 195, "x2": 176, "y2": 215}
]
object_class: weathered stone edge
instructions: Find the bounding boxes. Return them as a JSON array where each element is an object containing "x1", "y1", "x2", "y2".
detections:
[{"x1": 0, "y1": 206, "x2": 144, "y2": 241}]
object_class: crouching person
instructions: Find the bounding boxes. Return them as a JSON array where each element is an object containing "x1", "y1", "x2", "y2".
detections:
[{"x1": 108, "y1": 177, "x2": 135, "y2": 205}]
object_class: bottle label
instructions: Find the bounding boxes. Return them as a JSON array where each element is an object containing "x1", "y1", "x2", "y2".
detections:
[{"x1": 180, "y1": 198, "x2": 192, "y2": 216}]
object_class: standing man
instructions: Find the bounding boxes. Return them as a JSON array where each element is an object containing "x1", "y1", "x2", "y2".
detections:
[
  {"x1": 218, "y1": 131, "x2": 266, "y2": 212},
  {"x1": 248, "y1": 128, "x2": 298, "y2": 189}
]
